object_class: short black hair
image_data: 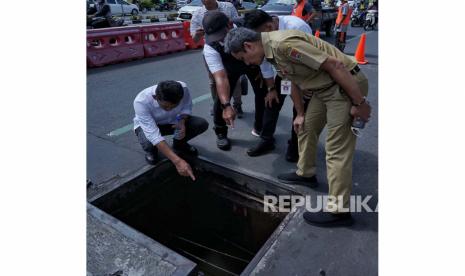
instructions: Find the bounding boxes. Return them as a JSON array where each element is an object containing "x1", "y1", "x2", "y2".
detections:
[
  {"x1": 243, "y1": 9, "x2": 273, "y2": 30},
  {"x1": 155, "y1": 80, "x2": 184, "y2": 104}
]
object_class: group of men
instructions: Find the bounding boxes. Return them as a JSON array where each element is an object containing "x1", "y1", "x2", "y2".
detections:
[{"x1": 132, "y1": 0, "x2": 371, "y2": 227}]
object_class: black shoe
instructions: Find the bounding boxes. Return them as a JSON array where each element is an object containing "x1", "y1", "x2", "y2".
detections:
[
  {"x1": 285, "y1": 140, "x2": 299, "y2": 163},
  {"x1": 277, "y1": 172, "x2": 318, "y2": 188},
  {"x1": 145, "y1": 152, "x2": 158, "y2": 165},
  {"x1": 216, "y1": 133, "x2": 231, "y2": 151},
  {"x1": 173, "y1": 142, "x2": 198, "y2": 156},
  {"x1": 303, "y1": 211, "x2": 353, "y2": 227},
  {"x1": 234, "y1": 104, "x2": 244, "y2": 119},
  {"x1": 247, "y1": 139, "x2": 275, "y2": 157}
]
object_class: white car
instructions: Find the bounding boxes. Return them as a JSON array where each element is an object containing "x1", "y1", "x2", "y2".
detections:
[
  {"x1": 106, "y1": 0, "x2": 140, "y2": 15},
  {"x1": 177, "y1": 0, "x2": 203, "y2": 21},
  {"x1": 176, "y1": 0, "x2": 190, "y2": 9},
  {"x1": 336, "y1": 0, "x2": 356, "y2": 8}
]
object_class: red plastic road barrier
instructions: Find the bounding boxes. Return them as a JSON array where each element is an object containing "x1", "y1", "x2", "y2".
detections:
[
  {"x1": 87, "y1": 26, "x2": 145, "y2": 67},
  {"x1": 182, "y1": 21, "x2": 205, "y2": 49},
  {"x1": 141, "y1": 23, "x2": 186, "y2": 57}
]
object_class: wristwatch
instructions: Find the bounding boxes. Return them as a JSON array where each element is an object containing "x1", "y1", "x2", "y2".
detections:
[
  {"x1": 267, "y1": 85, "x2": 276, "y2": 93},
  {"x1": 221, "y1": 101, "x2": 232, "y2": 109},
  {"x1": 352, "y1": 96, "x2": 367, "y2": 107}
]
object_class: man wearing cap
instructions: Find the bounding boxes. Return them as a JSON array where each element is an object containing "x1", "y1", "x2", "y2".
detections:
[
  {"x1": 223, "y1": 28, "x2": 371, "y2": 227},
  {"x1": 190, "y1": 0, "x2": 245, "y2": 118},
  {"x1": 243, "y1": 9, "x2": 312, "y2": 160},
  {"x1": 202, "y1": 11, "x2": 268, "y2": 151}
]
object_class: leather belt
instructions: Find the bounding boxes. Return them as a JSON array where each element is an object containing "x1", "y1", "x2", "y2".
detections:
[{"x1": 350, "y1": 65, "x2": 360, "y2": 75}]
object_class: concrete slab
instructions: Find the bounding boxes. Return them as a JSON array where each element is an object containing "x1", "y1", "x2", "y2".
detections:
[
  {"x1": 87, "y1": 203, "x2": 196, "y2": 276},
  {"x1": 249, "y1": 207, "x2": 377, "y2": 276},
  {"x1": 87, "y1": 132, "x2": 146, "y2": 184}
]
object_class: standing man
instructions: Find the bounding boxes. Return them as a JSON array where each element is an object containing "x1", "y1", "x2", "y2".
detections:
[
  {"x1": 307, "y1": 0, "x2": 323, "y2": 35},
  {"x1": 291, "y1": 0, "x2": 313, "y2": 25},
  {"x1": 133, "y1": 80, "x2": 209, "y2": 181},
  {"x1": 243, "y1": 9, "x2": 312, "y2": 160},
  {"x1": 224, "y1": 28, "x2": 371, "y2": 227},
  {"x1": 335, "y1": 0, "x2": 352, "y2": 52},
  {"x1": 190, "y1": 0, "x2": 245, "y2": 117},
  {"x1": 202, "y1": 11, "x2": 268, "y2": 151}
]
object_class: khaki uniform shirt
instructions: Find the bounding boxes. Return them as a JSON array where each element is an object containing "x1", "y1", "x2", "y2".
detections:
[{"x1": 261, "y1": 30, "x2": 357, "y2": 96}]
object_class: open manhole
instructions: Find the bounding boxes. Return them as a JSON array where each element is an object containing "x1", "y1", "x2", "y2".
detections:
[{"x1": 89, "y1": 158, "x2": 298, "y2": 276}]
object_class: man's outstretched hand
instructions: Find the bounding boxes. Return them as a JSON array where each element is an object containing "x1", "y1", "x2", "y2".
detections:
[
  {"x1": 222, "y1": 106, "x2": 236, "y2": 129},
  {"x1": 174, "y1": 158, "x2": 196, "y2": 181}
]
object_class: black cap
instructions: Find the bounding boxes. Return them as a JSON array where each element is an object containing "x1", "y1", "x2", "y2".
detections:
[{"x1": 202, "y1": 11, "x2": 230, "y2": 44}]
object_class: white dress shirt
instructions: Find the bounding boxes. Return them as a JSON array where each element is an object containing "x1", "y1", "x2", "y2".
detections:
[{"x1": 133, "y1": 81, "x2": 192, "y2": 146}]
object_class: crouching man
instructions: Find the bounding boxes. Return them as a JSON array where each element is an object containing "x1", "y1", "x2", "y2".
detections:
[{"x1": 133, "y1": 80, "x2": 209, "y2": 180}]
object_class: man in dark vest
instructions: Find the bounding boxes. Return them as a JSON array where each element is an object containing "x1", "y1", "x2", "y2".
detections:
[{"x1": 202, "y1": 11, "x2": 268, "y2": 151}]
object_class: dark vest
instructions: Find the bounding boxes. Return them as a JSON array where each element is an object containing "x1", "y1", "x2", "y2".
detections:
[{"x1": 208, "y1": 41, "x2": 249, "y2": 89}]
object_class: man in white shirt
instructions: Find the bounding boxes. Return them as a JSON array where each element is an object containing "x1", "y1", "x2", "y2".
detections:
[
  {"x1": 190, "y1": 0, "x2": 246, "y2": 117},
  {"x1": 133, "y1": 80, "x2": 209, "y2": 180},
  {"x1": 243, "y1": 10, "x2": 313, "y2": 162},
  {"x1": 190, "y1": 0, "x2": 238, "y2": 43}
]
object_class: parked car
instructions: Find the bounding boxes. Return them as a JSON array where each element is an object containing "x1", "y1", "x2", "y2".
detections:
[
  {"x1": 106, "y1": 0, "x2": 140, "y2": 15},
  {"x1": 260, "y1": 0, "x2": 337, "y2": 37},
  {"x1": 240, "y1": 0, "x2": 258, "y2": 10},
  {"x1": 176, "y1": 0, "x2": 190, "y2": 9},
  {"x1": 259, "y1": 0, "x2": 294, "y2": 16},
  {"x1": 336, "y1": 0, "x2": 357, "y2": 7},
  {"x1": 177, "y1": 0, "x2": 203, "y2": 21}
]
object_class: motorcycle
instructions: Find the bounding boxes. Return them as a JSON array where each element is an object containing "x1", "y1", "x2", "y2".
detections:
[
  {"x1": 363, "y1": 9, "x2": 378, "y2": 30},
  {"x1": 350, "y1": 7, "x2": 366, "y2": 27},
  {"x1": 87, "y1": 16, "x2": 125, "y2": 29},
  {"x1": 156, "y1": 3, "x2": 170, "y2": 11}
]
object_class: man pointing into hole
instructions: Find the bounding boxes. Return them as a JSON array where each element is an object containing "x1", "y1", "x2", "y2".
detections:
[{"x1": 133, "y1": 80, "x2": 209, "y2": 181}]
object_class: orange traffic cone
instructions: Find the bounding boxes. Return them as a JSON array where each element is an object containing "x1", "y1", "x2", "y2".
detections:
[
  {"x1": 354, "y1": 33, "x2": 368, "y2": 64},
  {"x1": 315, "y1": 30, "x2": 320, "y2": 38}
]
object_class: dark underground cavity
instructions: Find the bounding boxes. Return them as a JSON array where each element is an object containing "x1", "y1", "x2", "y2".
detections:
[{"x1": 93, "y1": 166, "x2": 288, "y2": 276}]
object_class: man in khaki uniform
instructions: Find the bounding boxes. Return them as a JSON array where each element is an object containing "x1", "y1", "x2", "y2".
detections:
[{"x1": 224, "y1": 28, "x2": 371, "y2": 227}]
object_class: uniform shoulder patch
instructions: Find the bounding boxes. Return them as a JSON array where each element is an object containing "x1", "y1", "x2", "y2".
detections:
[{"x1": 288, "y1": 48, "x2": 302, "y2": 61}]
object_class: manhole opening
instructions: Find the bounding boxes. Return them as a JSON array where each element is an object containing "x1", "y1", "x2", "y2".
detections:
[{"x1": 92, "y1": 163, "x2": 289, "y2": 276}]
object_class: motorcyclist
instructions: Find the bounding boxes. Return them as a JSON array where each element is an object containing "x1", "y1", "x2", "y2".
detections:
[
  {"x1": 366, "y1": 0, "x2": 378, "y2": 26},
  {"x1": 351, "y1": 3, "x2": 366, "y2": 26},
  {"x1": 87, "y1": 0, "x2": 112, "y2": 28},
  {"x1": 368, "y1": 0, "x2": 378, "y2": 10}
]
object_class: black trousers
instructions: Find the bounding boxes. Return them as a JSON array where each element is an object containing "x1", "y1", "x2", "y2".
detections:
[
  {"x1": 213, "y1": 65, "x2": 266, "y2": 136},
  {"x1": 259, "y1": 75, "x2": 310, "y2": 151},
  {"x1": 135, "y1": 116, "x2": 209, "y2": 154},
  {"x1": 335, "y1": 31, "x2": 347, "y2": 52}
]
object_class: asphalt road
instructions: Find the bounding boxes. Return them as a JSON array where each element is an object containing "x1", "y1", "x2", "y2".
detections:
[{"x1": 87, "y1": 25, "x2": 378, "y2": 275}]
